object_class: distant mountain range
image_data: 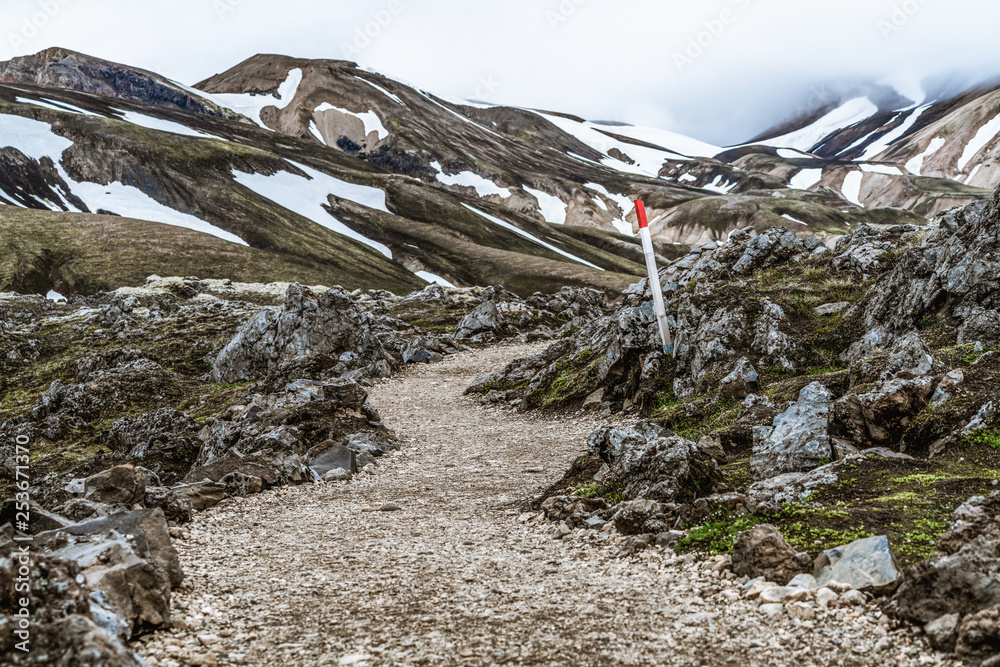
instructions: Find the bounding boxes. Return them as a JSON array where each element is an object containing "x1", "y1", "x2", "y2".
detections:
[{"x1": 1, "y1": 48, "x2": 998, "y2": 297}]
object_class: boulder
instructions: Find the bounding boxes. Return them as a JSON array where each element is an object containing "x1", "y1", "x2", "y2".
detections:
[
  {"x1": 750, "y1": 382, "x2": 833, "y2": 480},
  {"x1": 731, "y1": 524, "x2": 812, "y2": 585},
  {"x1": 170, "y1": 481, "x2": 226, "y2": 511},
  {"x1": 747, "y1": 465, "x2": 840, "y2": 514},
  {"x1": 210, "y1": 284, "x2": 396, "y2": 383},
  {"x1": 83, "y1": 465, "x2": 147, "y2": 507},
  {"x1": 587, "y1": 422, "x2": 666, "y2": 464},
  {"x1": 603, "y1": 431, "x2": 725, "y2": 503},
  {"x1": 143, "y1": 486, "x2": 193, "y2": 523},
  {"x1": 456, "y1": 300, "x2": 504, "y2": 338},
  {"x1": 52, "y1": 508, "x2": 183, "y2": 587},
  {"x1": 307, "y1": 441, "x2": 358, "y2": 477},
  {"x1": 814, "y1": 535, "x2": 903, "y2": 593}
]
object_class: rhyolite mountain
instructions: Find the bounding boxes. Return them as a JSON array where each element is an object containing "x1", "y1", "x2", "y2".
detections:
[{"x1": 1, "y1": 48, "x2": 1000, "y2": 297}]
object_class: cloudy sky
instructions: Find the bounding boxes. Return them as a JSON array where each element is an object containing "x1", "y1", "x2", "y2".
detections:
[{"x1": 3, "y1": 0, "x2": 999, "y2": 143}]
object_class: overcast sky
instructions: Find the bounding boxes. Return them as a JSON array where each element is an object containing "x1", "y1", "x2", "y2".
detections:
[{"x1": 3, "y1": 0, "x2": 999, "y2": 143}]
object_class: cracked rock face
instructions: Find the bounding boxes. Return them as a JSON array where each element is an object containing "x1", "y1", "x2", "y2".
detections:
[
  {"x1": 750, "y1": 382, "x2": 833, "y2": 481},
  {"x1": 211, "y1": 284, "x2": 397, "y2": 383}
]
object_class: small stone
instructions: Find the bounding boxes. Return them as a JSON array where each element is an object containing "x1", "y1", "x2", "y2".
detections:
[
  {"x1": 787, "y1": 573, "x2": 817, "y2": 589},
  {"x1": 840, "y1": 589, "x2": 867, "y2": 606},
  {"x1": 923, "y1": 613, "x2": 960, "y2": 650},
  {"x1": 323, "y1": 467, "x2": 352, "y2": 482},
  {"x1": 552, "y1": 522, "x2": 571, "y2": 540},
  {"x1": 759, "y1": 586, "x2": 809, "y2": 604},
  {"x1": 815, "y1": 587, "x2": 838, "y2": 609},
  {"x1": 378, "y1": 502, "x2": 402, "y2": 511},
  {"x1": 197, "y1": 634, "x2": 220, "y2": 646},
  {"x1": 814, "y1": 302, "x2": 850, "y2": 316},
  {"x1": 759, "y1": 603, "x2": 784, "y2": 616},
  {"x1": 786, "y1": 601, "x2": 816, "y2": 621}
]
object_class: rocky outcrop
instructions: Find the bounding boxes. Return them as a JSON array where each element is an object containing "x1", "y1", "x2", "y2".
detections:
[
  {"x1": 211, "y1": 284, "x2": 397, "y2": 383},
  {"x1": 588, "y1": 423, "x2": 726, "y2": 503},
  {"x1": 750, "y1": 383, "x2": 833, "y2": 480},
  {"x1": 0, "y1": 506, "x2": 181, "y2": 665},
  {"x1": 894, "y1": 493, "x2": 1000, "y2": 621},
  {"x1": 861, "y1": 194, "x2": 1000, "y2": 341}
]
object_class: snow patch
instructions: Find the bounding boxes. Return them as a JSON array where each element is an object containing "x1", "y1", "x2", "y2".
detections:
[
  {"x1": 461, "y1": 204, "x2": 602, "y2": 270},
  {"x1": 841, "y1": 171, "x2": 865, "y2": 207},
  {"x1": 759, "y1": 97, "x2": 879, "y2": 152},
  {"x1": 781, "y1": 214, "x2": 808, "y2": 226},
  {"x1": 904, "y1": 137, "x2": 946, "y2": 175},
  {"x1": 115, "y1": 110, "x2": 222, "y2": 139},
  {"x1": 46, "y1": 290, "x2": 66, "y2": 302},
  {"x1": 353, "y1": 76, "x2": 405, "y2": 105},
  {"x1": 431, "y1": 162, "x2": 511, "y2": 198},
  {"x1": 584, "y1": 183, "x2": 635, "y2": 235},
  {"x1": 415, "y1": 271, "x2": 455, "y2": 287},
  {"x1": 314, "y1": 103, "x2": 388, "y2": 141},
  {"x1": 15, "y1": 97, "x2": 98, "y2": 116},
  {"x1": 777, "y1": 148, "x2": 811, "y2": 159},
  {"x1": 789, "y1": 168, "x2": 823, "y2": 190},
  {"x1": 205, "y1": 68, "x2": 303, "y2": 128},
  {"x1": 857, "y1": 105, "x2": 929, "y2": 161},
  {"x1": 958, "y1": 112, "x2": 1000, "y2": 171},
  {"x1": 233, "y1": 160, "x2": 392, "y2": 257},
  {"x1": 523, "y1": 186, "x2": 568, "y2": 224}
]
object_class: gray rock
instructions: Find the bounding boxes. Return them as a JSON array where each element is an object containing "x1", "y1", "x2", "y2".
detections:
[
  {"x1": 747, "y1": 465, "x2": 840, "y2": 514},
  {"x1": 814, "y1": 535, "x2": 903, "y2": 593},
  {"x1": 787, "y1": 573, "x2": 818, "y2": 589},
  {"x1": 323, "y1": 467, "x2": 352, "y2": 482},
  {"x1": 719, "y1": 357, "x2": 759, "y2": 400},
  {"x1": 731, "y1": 524, "x2": 812, "y2": 585},
  {"x1": 924, "y1": 613, "x2": 960, "y2": 651},
  {"x1": 83, "y1": 464, "x2": 148, "y2": 508},
  {"x1": 750, "y1": 382, "x2": 833, "y2": 481},
  {"x1": 210, "y1": 284, "x2": 396, "y2": 383},
  {"x1": 456, "y1": 300, "x2": 504, "y2": 338},
  {"x1": 814, "y1": 302, "x2": 850, "y2": 316},
  {"x1": 170, "y1": 481, "x2": 226, "y2": 511},
  {"x1": 308, "y1": 441, "x2": 358, "y2": 477}
]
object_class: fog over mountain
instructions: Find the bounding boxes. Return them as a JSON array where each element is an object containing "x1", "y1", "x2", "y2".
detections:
[{"x1": 4, "y1": 0, "x2": 1000, "y2": 143}]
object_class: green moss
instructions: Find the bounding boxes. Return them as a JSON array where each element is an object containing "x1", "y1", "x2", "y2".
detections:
[{"x1": 676, "y1": 515, "x2": 764, "y2": 554}]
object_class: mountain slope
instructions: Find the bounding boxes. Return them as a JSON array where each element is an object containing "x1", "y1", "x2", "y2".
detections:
[{"x1": 3, "y1": 49, "x2": 1000, "y2": 299}]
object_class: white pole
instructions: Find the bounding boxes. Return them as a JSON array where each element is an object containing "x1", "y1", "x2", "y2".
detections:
[{"x1": 635, "y1": 200, "x2": 673, "y2": 355}]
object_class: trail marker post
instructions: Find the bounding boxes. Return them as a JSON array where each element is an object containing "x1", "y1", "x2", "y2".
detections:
[{"x1": 635, "y1": 200, "x2": 674, "y2": 356}]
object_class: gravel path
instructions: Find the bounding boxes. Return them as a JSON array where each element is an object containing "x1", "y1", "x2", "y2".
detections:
[{"x1": 136, "y1": 343, "x2": 954, "y2": 667}]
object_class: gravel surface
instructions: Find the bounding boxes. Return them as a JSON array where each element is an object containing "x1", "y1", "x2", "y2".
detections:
[{"x1": 135, "y1": 343, "x2": 956, "y2": 667}]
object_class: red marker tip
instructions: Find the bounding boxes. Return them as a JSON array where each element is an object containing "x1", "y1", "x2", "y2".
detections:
[{"x1": 635, "y1": 199, "x2": 649, "y2": 229}]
